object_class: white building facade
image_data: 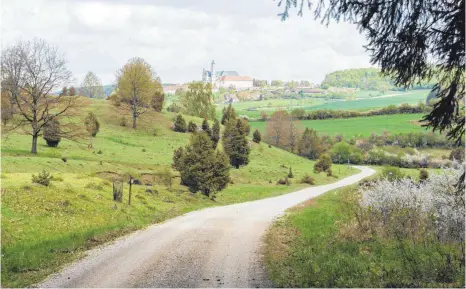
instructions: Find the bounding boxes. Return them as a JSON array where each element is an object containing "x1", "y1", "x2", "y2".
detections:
[{"x1": 202, "y1": 60, "x2": 253, "y2": 90}]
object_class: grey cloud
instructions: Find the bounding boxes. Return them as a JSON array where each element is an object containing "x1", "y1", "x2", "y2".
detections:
[{"x1": 2, "y1": 0, "x2": 371, "y2": 85}]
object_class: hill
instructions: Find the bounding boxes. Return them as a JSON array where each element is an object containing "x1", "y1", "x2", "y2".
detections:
[
  {"x1": 1, "y1": 97, "x2": 357, "y2": 287},
  {"x1": 320, "y1": 68, "x2": 436, "y2": 90}
]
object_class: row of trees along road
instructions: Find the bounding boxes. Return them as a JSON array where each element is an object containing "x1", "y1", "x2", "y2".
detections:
[{"x1": 1, "y1": 39, "x2": 165, "y2": 153}]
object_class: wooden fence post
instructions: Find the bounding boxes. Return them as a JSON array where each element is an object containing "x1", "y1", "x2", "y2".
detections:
[{"x1": 128, "y1": 176, "x2": 132, "y2": 206}]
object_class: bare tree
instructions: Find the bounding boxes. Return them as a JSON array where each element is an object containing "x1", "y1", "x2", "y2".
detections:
[
  {"x1": 1, "y1": 38, "x2": 82, "y2": 153},
  {"x1": 1, "y1": 41, "x2": 25, "y2": 115},
  {"x1": 265, "y1": 110, "x2": 290, "y2": 148},
  {"x1": 80, "y1": 71, "x2": 105, "y2": 99}
]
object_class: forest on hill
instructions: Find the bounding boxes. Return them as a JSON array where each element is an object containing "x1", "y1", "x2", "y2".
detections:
[{"x1": 320, "y1": 68, "x2": 436, "y2": 91}]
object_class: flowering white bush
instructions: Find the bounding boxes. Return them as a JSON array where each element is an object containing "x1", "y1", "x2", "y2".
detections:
[{"x1": 359, "y1": 163, "x2": 465, "y2": 243}]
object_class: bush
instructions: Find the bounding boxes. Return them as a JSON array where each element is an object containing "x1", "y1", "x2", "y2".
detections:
[
  {"x1": 381, "y1": 166, "x2": 405, "y2": 181},
  {"x1": 188, "y1": 121, "x2": 197, "y2": 133},
  {"x1": 43, "y1": 118, "x2": 61, "y2": 147},
  {"x1": 326, "y1": 168, "x2": 333, "y2": 176},
  {"x1": 253, "y1": 129, "x2": 261, "y2": 143},
  {"x1": 300, "y1": 174, "x2": 315, "y2": 185},
  {"x1": 276, "y1": 178, "x2": 287, "y2": 185},
  {"x1": 173, "y1": 114, "x2": 187, "y2": 132},
  {"x1": 32, "y1": 170, "x2": 52, "y2": 186},
  {"x1": 314, "y1": 154, "x2": 332, "y2": 173},
  {"x1": 119, "y1": 117, "x2": 127, "y2": 127},
  {"x1": 160, "y1": 167, "x2": 174, "y2": 190},
  {"x1": 449, "y1": 147, "x2": 465, "y2": 162},
  {"x1": 419, "y1": 168, "x2": 429, "y2": 181},
  {"x1": 288, "y1": 167, "x2": 294, "y2": 178},
  {"x1": 167, "y1": 103, "x2": 183, "y2": 113}
]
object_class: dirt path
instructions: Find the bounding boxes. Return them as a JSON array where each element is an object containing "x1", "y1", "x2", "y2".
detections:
[{"x1": 38, "y1": 166, "x2": 375, "y2": 288}]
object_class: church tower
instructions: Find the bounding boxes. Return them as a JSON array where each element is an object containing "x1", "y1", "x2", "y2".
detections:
[
  {"x1": 210, "y1": 60, "x2": 216, "y2": 87},
  {"x1": 202, "y1": 68, "x2": 206, "y2": 82}
]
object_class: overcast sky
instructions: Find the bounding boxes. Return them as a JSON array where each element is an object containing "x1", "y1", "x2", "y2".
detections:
[{"x1": 1, "y1": 0, "x2": 373, "y2": 86}]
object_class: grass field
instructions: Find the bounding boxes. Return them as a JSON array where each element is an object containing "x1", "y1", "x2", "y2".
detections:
[
  {"x1": 250, "y1": 113, "x2": 428, "y2": 138},
  {"x1": 1, "y1": 97, "x2": 357, "y2": 288},
  {"x1": 218, "y1": 90, "x2": 430, "y2": 119},
  {"x1": 264, "y1": 168, "x2": 463, "y2": 287}
]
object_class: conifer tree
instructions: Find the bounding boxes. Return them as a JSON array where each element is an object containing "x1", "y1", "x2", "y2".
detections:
[
  {"x1": 297, "y1": 127, "x2": 323, "y2": 160},
  {"x1": 202, "y1": 118, "x2": 211, "y2": 136},
  {"x1": 221, "y1": 103, "x2": 237, "y2": 125},
  {"x1": 253, "y1": 129, "x2": 261, "y2": 143},
  {"x1": 223, "y1": 119, "x2": 250, "y2": 169},
  {"x1": 211, "y1": 119, "x2": 220, "y2": 148},
  {"x1": 174, "y1": 114, "x2": 187, "y2": 132},
  {"x1": 188, "y1": 121, "x2": 197, "y2": 133},
  {"x1": 172, "y1": 132, "x2": 230, "y2": 198}
]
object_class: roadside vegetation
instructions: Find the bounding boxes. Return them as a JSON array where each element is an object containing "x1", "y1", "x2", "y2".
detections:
[{"x1": 264, "y1": 164, "x2": 465, "y2": 287}]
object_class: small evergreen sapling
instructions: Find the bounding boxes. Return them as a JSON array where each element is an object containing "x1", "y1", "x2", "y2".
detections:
[
  {"x1": 253, "y1": 129, "x2": 261, "y2": 143},
  {"x1": 174, "y1": 114, "x2": 187, "y2": 132},
  {"x1": 188, "y1": 121, "x2": 197, "y2": 133}
]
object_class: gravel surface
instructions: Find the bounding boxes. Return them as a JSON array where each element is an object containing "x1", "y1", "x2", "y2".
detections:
[{"x1": 38, "y1": 166, "x2": 375, "y2": 288}]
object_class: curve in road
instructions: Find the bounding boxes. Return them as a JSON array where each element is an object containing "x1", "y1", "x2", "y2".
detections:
[{"x1": 38, "y1": 166, "x2": 375, "y2": 288}]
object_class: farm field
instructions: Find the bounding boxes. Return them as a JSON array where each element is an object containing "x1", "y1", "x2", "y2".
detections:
[
  {"x1": 215, "y1": 98, "x2": 326, "y2": 118},
  {"x1": 1, "y1": 97, "x2": 357, "y2": 288},
  {"x1": 250, "y1": 113, "x2": 428, "y2": 138},
  {"x1": 218, "y1": 89, "x2": 430, "y2": 119},
  {"x1": 305, "y1": 89, "x2": 429, "y2": 111}
]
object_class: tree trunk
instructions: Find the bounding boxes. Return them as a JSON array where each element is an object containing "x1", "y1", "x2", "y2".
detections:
[
  {"x1": 31, "y1": 134, "x2": 38, "y2": 154},
  {"x1": 132, "y1": 114, "x2": 137, "y2": 129}
]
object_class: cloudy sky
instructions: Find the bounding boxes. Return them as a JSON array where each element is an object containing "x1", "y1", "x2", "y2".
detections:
[{"x1": 1, "y1": 0, "x2": 373, "y2": 86}]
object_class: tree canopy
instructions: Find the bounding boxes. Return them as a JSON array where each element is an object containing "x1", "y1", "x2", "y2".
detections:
[
  {"x1": 115, "y1": 57, "x2": 157, "y2": 129},
  {"x1": 80, "y1": 71, "x2": 105, "y2": 99},
  {"x1": 180, "y1": 81, "x2": 216, "y2": 119}
]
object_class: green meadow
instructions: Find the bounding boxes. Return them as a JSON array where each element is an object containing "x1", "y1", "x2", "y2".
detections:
[
  {"x1": 1, "y1": 97, "x2": 357, "y2": 288},
  {"x1": 249, "y1": 113, "x2": 428, "y2": 138}
]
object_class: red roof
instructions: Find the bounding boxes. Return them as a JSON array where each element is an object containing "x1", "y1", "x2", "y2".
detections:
[{"x1": 219, "y1": 76, "x2": 253, "y2": 81}]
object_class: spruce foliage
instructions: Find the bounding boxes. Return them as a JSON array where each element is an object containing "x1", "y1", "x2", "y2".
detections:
[
  {"x1": 202, "y1": 118, "x2": 211, "y2": 136},
  {"x1": 188, "y1": 121, "x2": 197, "y2": 133},
  {"x1": 172, "y1": 132, "x2": 230, "y2": 198},
  {"x1": 253, "y1": 129, "x2": 261, "y2": 143},
  {"x1": 211, "y1": 119, "x2": 220, "y2": 148},
  {"x1": 174, "y1": 114, "x2": 187, "y2": 132},
  {"x1": 221, "y1": 103, "x2": 237, "y2": 125},
  {"x1": 223, "y1": 119, "x2": 250, "y2": 169}
]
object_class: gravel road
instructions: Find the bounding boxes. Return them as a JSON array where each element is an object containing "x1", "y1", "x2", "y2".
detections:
[{"x1": 38, "y1": 166, "x2": 375, "y2": 288}]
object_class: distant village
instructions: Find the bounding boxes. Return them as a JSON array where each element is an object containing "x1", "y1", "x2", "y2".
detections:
[{"x1": 162, "y1": 60, "x2": 322, "y2": 104}]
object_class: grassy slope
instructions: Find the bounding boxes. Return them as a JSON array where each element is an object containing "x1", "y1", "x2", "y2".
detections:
[
  {"x1": 250, "y1": 113, "x2": 429, "y2": 138},
  {"x1": 1, "y1": 98, "x2": 357, "y2": 287}
]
